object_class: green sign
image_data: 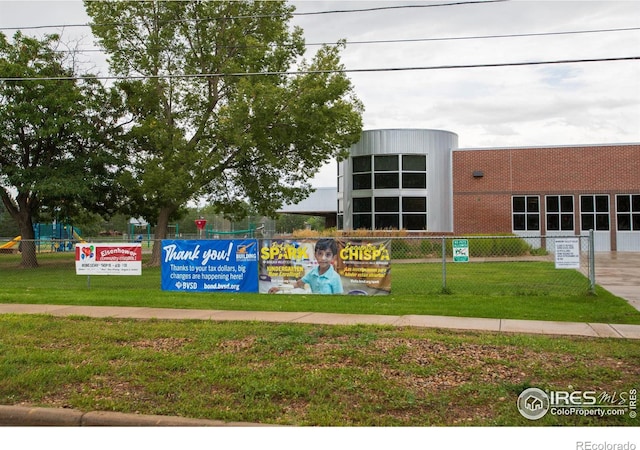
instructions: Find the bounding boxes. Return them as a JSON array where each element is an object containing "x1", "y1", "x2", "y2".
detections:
[{"x1": 453, "y1": 239, "x2": 469, "y2": 262}]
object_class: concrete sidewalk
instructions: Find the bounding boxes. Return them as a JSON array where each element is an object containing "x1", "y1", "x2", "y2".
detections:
[
  {"x1": 0, "y1": 302, "x2": 639, "y2": 339},
  {"x1": 594, "y1": 252, "x2": 640, "y2": 312}
]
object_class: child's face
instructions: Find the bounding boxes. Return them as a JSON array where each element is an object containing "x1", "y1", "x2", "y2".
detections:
[{"x1": 315, "y1": 249, "x2": 335, "y2": 269}]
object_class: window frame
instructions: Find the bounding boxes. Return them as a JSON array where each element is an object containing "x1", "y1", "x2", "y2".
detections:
[{"x1": 512, "y1": 195, "x2": 540, "y2": 231}]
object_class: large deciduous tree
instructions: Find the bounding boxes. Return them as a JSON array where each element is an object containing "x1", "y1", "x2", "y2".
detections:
[
  {"x1": 85, "y1": 0, "x2": 363, "y2": 266},
  {"x1": 0, "y1": 32, "x2": 124, "y2": 268}
]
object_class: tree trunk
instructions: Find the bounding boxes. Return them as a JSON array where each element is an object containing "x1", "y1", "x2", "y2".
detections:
[
  {"x1": 1, "y1": 192, "x2": 39, "y2": 268},
  {"x1": 147, "y1": 206, "x2": 175, "y2": 267},
  {"x1": 19, "y1": 214, "x2": 38, "y2": 269}
]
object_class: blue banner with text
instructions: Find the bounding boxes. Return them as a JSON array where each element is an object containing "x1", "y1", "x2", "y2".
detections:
[{"x1": 161, "y1": 239, "x2": 259, "y2": 293}]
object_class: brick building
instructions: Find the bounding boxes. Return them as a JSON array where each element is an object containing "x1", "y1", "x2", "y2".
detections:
[
  {"x1": 453, "y1": 143, "x2": 640, "y2": 251},
  {"x1": 282, "y1": 129, "x2": 640, "y2": 251}
]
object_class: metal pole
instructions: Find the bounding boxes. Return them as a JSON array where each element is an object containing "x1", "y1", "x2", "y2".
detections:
[
  {"x1": 588, "y1": 229, "x2": 596, "y2": 295},
  {"x1": 442, "y1": 236, "x2": 447, "y2": 292}
]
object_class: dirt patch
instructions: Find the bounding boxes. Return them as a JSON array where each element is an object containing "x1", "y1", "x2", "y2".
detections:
[{"x1": 126, "y1": 337, "x2": 193, "y2": 352}]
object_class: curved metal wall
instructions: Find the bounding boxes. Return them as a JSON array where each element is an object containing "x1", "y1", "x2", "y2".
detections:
[{"x1": 339, "y1": 129, "x2": 458, "y2": 232}]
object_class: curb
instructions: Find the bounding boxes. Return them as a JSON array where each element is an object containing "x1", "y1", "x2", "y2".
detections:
[{"x1": 0, "y1": 405, "x2": 271, "y2": 427}]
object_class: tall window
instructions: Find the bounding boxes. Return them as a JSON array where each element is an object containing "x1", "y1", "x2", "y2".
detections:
[
  {"x1": 512, "y1": 196, "x2": 540, "y2": 231},
  {"x1": 402, "y1": 197, "x2": 427, "y2": 230},
  {"x1": 374, "y1": 197, "x2": 399, "y2": 229},
  {"x1": 402, "y1": 155, "x2": 427, "y2": 189},
  {"x1": 352, "y1": 197, "x2": 372, "y2": 230},
  {"x1": 580, "y1": 195, "x2": 609, "y2": 231},
  {"x1": 546, "y1": 195, "x2": 574, "y2": 231},
  {"x1": 352, "y1": 156, "x2": 371, "y2": 190},
  {"x1": 616, "y1": 194, "x2": 640, "y2": 231},
  {"x1": 353, "y1": 213, "x2": 372, "y2": 229},
  {"x1": 374, "y1": 155, "x2": 399, "y2": 189}
]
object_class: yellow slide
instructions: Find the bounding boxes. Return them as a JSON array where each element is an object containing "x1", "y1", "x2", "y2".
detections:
[
  {"x1": 72, "y1": 230, "x2": 86, "y2": 243},
  {"x1": 0, "y1": 236, "x2": 21, "y2": 250}
]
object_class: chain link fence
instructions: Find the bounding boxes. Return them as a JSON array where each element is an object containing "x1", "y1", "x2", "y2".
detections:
[{"x1": 0, "y1": 234, "x2": 596, "y2": 296}]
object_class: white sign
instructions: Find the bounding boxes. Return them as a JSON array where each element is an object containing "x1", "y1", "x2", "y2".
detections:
[
  {"x1": 453, "y1": 239, "x2": 469, "y2": 262},
  {"x1": 75, "y1": 243, "x2": 142, "y2": 275},
  {"x1": 554, "y1": 238, "x2": 580, "y2": 269}
]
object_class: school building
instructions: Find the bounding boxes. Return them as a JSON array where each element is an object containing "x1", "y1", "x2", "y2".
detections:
[{"x1": 282, "y1": 129, "x2": 640, "y2": 252}]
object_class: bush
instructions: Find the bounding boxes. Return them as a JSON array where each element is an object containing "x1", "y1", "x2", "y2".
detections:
[
  {"x1": 391, "y1": 238, "x2": 411, "y2": 257},
  {"x1": 467, "y1": 236, "x2": 532, "y2": 257}
]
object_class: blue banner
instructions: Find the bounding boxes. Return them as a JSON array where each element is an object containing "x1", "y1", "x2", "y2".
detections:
[{"x1": 161, "y1": 239, "x2": 259, "y2": 293}]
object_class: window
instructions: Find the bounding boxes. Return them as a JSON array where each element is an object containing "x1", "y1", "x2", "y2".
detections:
[
  {"x1": 401, "y1": 197, "x2": 427, "y2": 230},
  {"x1": 580, "y1": 195, "x2": 609, "y2": 231},
  {"x1": 353, "y1": 173, "x2": 371, "y2": 190},
  {"x1": 402, "y1": 173, "x2": 426, "y2": 189},
  {"x1": 546, "y1": 195, "x2": 574, "y2": 231},
  {"x1": 402, "y1": 197, "x2": 426, "y2": 212},
  {"x1": 353, "y1": 214, "x2": 372, "y2": 230},
  {"x1": 616, "y1": 194, "x2": 640, "y2": 231},
  {"x1": 350, "y1": 153, "x2": 428, "y2": 230},
  {"x1": 353, "y1": 156, "x2": 371, "y2": 173},
  {"x1": 402, "y1": 155, "x2": 426, "y2": 188},
  {"x1": 375, "y1": 197, "x2": 399, "y2": 212},
  {"x1": 353, "y1": 197, "x2": 371, "y2": 213},
  {"x1": 402, "y1": 214, "x2": 426, "y2": 230},
  {"x1": 402, "y1": 155, "x2": 426, "y2": 171},
  {"x1": 374, "y1": 172, "x2": 399, "y2": 189},
  {"x1": 373, "y1": 155, "x2": 399, "y2": 188},
  {"x1": 512, "y1": 196, "x2": 540, "y2": 231},
  {"x1": 352, "y1": 156, "x2": 372, "y2": 190},
  {"x1": 373, "y1": 197, "x2": 399, "y2": 229},
  {"x1": 375, "y1": 214, "x2": 399, "y2": 229},
  {"x1": 374, "y1": 155, "x2": 398, "y2": 171}
]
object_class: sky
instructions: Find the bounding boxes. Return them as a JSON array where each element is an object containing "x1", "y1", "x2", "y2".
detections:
[{"x1": 1, "y1": 0, "x2": 639, "y2": 188}]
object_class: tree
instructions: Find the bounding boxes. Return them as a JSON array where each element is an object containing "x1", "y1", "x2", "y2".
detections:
[
  {"x1": 85, "y1": 0, "x2": 363, "y2": 266},
  {"x1": 0, "y1": 32, "x2": 124, "y2": 268}
]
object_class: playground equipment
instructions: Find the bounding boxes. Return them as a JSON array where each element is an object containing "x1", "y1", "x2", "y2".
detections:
[
  {"x1": 205, "y1": 223, "x2": 263, "y2": 238},
  {"x1": 0, "y1": 223, "x2": 85, "y2": 253},
  {"x1": 128, "y1": 221, "x2": 179, "y2": 246},
  {"x1": 0, "y1": 236, "x2": 21, "y2": 254},
  {"x1": 33, "y1": 223, "x2": 84, "y2": 252}
]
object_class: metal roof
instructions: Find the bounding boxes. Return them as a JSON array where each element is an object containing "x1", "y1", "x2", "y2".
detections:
[{"x1": 278, "y1": 187, "x2": 336, "y2": 214}]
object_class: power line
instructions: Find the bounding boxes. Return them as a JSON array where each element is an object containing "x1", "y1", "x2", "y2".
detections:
[
  {"x1": 293, "y1": 0, "x2": 507, "y2": 15},
  {"x1": 1, "y1": 56, "x2": 637, "y2": 82},
  {"x1": 52, "y1": 26, "x2": 640, "y2": 54},
  {"x1": 342, "y1": 26, "x2": 640, "y2": 46},
  {"x1": 0, "y1": 1, "x2": 506, "y2": 32}
]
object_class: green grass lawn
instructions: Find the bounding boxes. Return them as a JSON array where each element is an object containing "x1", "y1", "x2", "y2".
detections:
[
  {"x1": 1, "y1": 252, "x2": 639, "y2": 426},
  {"x1": 1, "y1": 252, "x2": 638, "y2": 324},
  {"x1": 0, "y1": 314, "x2": 638, "y2": 426}
]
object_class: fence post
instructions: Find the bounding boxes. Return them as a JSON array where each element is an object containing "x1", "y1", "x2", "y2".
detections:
[
  {"x1": 588, "y1": 229, "x2": 596, "y2": 295},
  {"x1": 441, "y1": 236, "x2": 447, "y2": 292}
]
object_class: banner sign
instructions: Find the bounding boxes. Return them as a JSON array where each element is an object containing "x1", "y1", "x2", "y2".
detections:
[
  {"x1": 259, "y1": 238, "x2": 391, "y2": 295},
  {"x1": 161, "y1": 239, "x2": 259, "y2": 292},
  {"x1": 75, "y1": 243, "x2": 142, "y2": 275}
]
